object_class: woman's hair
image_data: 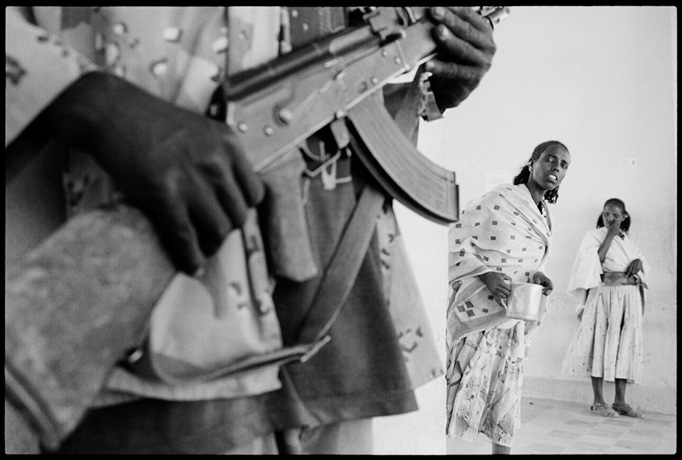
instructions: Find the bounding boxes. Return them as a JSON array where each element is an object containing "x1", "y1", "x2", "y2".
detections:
[
  {"x1": 596, "y1": 197, "x2": 631, "y2": 233},
  {"x1": 513, "y1": 140, "x2": 568, "y2": 204}
]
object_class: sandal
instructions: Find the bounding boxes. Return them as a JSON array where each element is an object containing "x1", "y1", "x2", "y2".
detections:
[
  {"x1": 612, "y1": 402, "x2": 642, "y2": 418},
  {"x1": 591, "y1": 403, "x2": 619, "y2": 417}
]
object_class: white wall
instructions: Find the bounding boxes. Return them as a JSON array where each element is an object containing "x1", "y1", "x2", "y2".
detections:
[{"x1": 375, "y1": 6, "x2": 676, "y2": 455}]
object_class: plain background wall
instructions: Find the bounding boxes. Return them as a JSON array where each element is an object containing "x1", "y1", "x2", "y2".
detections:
[{"x1": 374, "y1": 6, "x2": 677, "y2": 455}]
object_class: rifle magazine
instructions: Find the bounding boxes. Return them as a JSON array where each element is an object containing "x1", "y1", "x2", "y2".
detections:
[{"x1": 347, "y1": 92, "x2": 458, "y2": 225}]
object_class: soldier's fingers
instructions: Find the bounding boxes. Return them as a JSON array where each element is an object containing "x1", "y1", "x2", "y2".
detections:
[
  {"x1": 188, "y1": 179, "x2": 234, "y2": 259},
  {"x1": 143, "y1": 198, "x2": 205, "y2": 276},
  {"x1": 223, "y1": 135, "x2": 266, "y2": 207},
  {"x1": 425, "y1": 59, "x2": 484, "y2": 87},
  {"x1": 430, "y1": 7, "x2": 493, "y2": 47}
]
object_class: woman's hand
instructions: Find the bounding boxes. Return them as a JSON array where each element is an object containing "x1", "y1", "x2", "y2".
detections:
[
  {"x1": 479, "y1": 271, "x2": 511, "y2": 307},
  {"x1": 532, "y1": 272, "x2": 554, "y2": 296},
  {"x1": 599, "y1": 216, "x2": 623, "y2": 262},
  {"x1": 626, "y1": 258, "x2": 643, "y2": 278},
  {"x1": 606, "y1": 218, "x2": 622, "y2": 238},
  {"x1": 425, "y1": 7, "x2": 497, "y2": 111}
]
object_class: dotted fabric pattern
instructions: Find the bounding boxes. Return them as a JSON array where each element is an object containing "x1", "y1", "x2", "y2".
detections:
[{"x1": 447, "y1": 183, "x2": 551, "y2": 335}]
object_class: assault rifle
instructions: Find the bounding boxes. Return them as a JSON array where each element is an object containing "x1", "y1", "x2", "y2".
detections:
[
  {"x1": 225, "y1": 6, "x2": 509, "y2": 224},
  {"x1": 5, "y1": 6, "x2": 508, "y2": 451}
]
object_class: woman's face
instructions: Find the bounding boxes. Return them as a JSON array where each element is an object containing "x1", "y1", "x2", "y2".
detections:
[
  {"x1": 531, "y1": 144, "x2": 570, "y2": 192},
  {"x1": 602, "y1": 204, "x2": 626, "y2": 229}
]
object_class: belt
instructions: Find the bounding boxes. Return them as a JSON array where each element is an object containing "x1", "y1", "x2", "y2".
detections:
[{"x1": 601, "y1": 271, "x2": 639, "y2": 286}]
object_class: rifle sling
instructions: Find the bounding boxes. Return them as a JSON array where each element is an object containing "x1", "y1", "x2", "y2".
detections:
[
  {"x1": 159, "y1": 182, "x2": 386, "y2": 383},
  {"x1": 295, "y1": 182, "x2": 385, "y2": 345}
]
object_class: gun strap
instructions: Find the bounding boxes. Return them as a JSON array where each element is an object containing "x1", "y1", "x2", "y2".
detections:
[
  {"x1": 295, "y1": 182, "x2": 385, "y2": 345},
  {"x1": 145, "y1": 181, "x2": 386, "y2": 383},
  {"x1": 195, "y1": 182, "x2": 386, "y2": 379}
]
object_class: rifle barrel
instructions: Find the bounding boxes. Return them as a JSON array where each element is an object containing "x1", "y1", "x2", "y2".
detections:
[{"x1": 224, "y1": 25, "x2": 378, "y2": 99}]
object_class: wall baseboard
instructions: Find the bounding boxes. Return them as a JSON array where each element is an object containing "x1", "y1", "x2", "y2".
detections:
[{"x1": 523, "y1": 376, "x2": 677, "y2": 415}]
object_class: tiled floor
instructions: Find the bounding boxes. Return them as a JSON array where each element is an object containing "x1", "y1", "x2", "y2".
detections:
[{"x1": 446, "y1": 396, "x2": 677, "y2": 455}]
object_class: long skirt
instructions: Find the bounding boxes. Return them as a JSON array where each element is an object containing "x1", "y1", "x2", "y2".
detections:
[
  {"x1": 562, "y1": 285, "x2": 643, "y2": 383},
  {"x1": 445, "y1": 322, "x2": 525, "y2": 448}
]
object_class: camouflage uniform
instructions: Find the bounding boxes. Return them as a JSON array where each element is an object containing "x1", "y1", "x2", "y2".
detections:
[{"x1": 6, "y1": 6, "x2": 441, "y2": 453}]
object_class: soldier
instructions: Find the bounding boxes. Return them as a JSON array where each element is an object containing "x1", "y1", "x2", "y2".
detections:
[{"x1": 6, "y1": 7, "x2": 497, "y2": 454}]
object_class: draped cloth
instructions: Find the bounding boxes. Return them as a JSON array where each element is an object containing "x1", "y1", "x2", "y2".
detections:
[
  {"x1": 446, "y1": 183, "x2": 552, "y2": 354},
  {"x1": 566, "y1": 227, "x2": 650, "y2": 316},
  {"x1": 445, "y1": 183, "x2": 552, "y2": 445}
]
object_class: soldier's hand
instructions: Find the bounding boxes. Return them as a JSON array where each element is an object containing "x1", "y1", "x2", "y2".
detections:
[
  {"x1": 41, "y1": 72, "x2": 265, "y2": 275},
  {"x1": 425, "y1": 6, "x2": 497, "y2": 110}
]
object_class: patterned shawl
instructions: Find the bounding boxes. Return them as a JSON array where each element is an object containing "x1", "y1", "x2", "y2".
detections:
[{"x1": 446, "y1": 183, "x2": 553, "y2": 353}]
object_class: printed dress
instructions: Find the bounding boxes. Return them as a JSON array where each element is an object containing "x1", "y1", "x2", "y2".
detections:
[
  {"x1": 562, "y1": 228, "x2": 650, "y2": 383},
  {"x1": 446, "y1": 183, "x2": 552, "y2": 447}
]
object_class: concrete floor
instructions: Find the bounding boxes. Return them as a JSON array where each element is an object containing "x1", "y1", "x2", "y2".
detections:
[
  {"x1": 7, "y1": 395, "x2": 676, "y2": 454},
  {"x1": 447, "y1": 396, "x2": 677, "y2": 455}
]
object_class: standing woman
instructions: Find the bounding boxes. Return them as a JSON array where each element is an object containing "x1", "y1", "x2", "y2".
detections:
[
  {"x1": 446, "y1": 141, "x2": 570, "y2": 454},
  {"x1": 562, "y1": 198, "x2": 649, "y2": 418}
]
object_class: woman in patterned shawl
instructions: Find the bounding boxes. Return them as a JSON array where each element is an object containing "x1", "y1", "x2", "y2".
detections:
[{"x1": 445, "y1": 140, "x2": 570, "y2": 454}]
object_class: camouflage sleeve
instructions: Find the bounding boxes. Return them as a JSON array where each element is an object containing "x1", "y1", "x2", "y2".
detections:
[{"x1": 5, "y1": 7, "x2": 98, "y2": 146}]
